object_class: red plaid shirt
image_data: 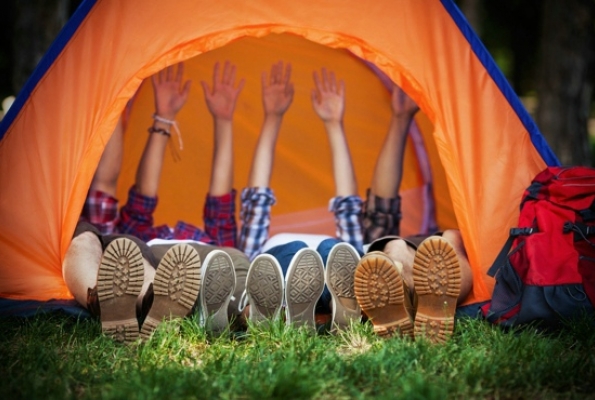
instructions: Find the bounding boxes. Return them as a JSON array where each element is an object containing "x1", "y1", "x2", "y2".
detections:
[{"x1": 82, "y1": 186, "x2": 237, "y2": 247}]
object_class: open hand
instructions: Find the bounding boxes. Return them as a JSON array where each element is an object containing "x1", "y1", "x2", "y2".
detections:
[
  {"x1": 311, "y1": 68, "x2": 345, "y2": 124},
  {"x1": 262, "y1": 61, "x2": 294, "y2": 116},
  {"x1": 201, "y1": 61, "x2": 245, "y2": 121},
  {"x1": 151, "y1": 63, "x2": 191, "y2": 120}
]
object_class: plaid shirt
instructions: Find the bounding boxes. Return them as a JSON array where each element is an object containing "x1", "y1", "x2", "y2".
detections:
[
  {"x1": 238, "y1": 187, "x2": 276, "y2": 260},
  {"x1": 238, "y1": 188, "x2": 366, "y2": 259},
  {"x1": 361, "y1": 189, "x2": 402, "y2": 245},
  {"x1": 79, "y1": 190, "x2": 119, "y2": 235},
  {"x1": 329, "y1": 195, "x2": 364, "y2": 253},
  {"x1": 112, "y1": 186, "x2": 236, "y2": 246}
]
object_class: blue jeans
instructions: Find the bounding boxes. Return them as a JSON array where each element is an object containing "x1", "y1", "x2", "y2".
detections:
[{"x1": 266, "y1": 238, "x2": 349, "y2": 314}]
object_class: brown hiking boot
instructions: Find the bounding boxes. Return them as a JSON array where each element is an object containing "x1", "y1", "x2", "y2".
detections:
[
  {"x1": 413, "y1": 236, "x2": 461, "y2": 344},
  {"x1": 97, "y1": 238, "x2": 144, "y2": 343},
  {"x1": 354, "y1": 252, "x2": 413, "y2": 338},
  {"x1": 140, "y1": 244, "x2": 201, "y2": 340}
]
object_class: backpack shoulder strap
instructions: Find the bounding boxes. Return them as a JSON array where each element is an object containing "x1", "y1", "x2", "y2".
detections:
[{"x1": 488, "y1": 227, "x2": 535, "y2": 277}]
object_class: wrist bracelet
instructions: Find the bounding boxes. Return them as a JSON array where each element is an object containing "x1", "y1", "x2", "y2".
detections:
[
  {"x1": 148, "y1": 126, "x2": 171, "y2": 137},
  {"x1": 152, "y1": 113, "x2": 175, "y2": 125}
]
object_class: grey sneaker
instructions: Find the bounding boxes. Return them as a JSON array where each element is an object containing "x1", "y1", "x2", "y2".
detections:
[
  {"x1": 140, "y1": 243, "x2": 201, "y2": 340},
  {"x1": 199, "y1": 250, "x2": 236, "y2": 333},
  {"x1": 97, "y1": 238, "x2": 145, "y2": 343},
  {"x1": 285, "y1": 248, "x2": 325, "y2": 329},
  {"x1": 246, "y1": 254, "x2": 284, "y2": 323},
  {"x1": 325, "y1": 242, "x2": 362, "y2": 332}
]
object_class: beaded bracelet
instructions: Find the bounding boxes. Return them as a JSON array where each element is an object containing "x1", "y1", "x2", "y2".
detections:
[{"x1": 148, "y1": 126, "x2": 171, "y2": 137}]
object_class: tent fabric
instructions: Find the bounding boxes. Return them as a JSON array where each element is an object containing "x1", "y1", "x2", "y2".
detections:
[{"x1": 0, "y1": 0, "x2": 558, "y2": 307}]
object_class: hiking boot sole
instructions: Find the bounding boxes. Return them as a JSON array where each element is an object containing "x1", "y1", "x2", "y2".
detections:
[
  {"x1": 199, "y1": 250, "x2": 236, "y2": 333},
  {"x1": 246, "y1": 254, "x2": 284, "y2": 323},
  {"x1": 413, "y1": 237, "x2": 461, "y2": 344},
  {"x1": 140, "y1": 244, "x2": 201, "y2": 340},
  {"x1": 285, "y1": 249, "x2": 324, "y2": 329},
  {"x1": 97, "y1": 238, "x2": 144, "y2": 343},
  {"x1": 325, "y1": 242, "x2": 361, "y2": 332},
  {"x1": 354, "y1": 252, "x2": 413, "y2": 338}
]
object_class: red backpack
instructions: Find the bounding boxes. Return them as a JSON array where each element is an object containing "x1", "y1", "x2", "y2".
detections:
[{"x1": 482, "y1": 166, "x2": 595, "y2": 328}]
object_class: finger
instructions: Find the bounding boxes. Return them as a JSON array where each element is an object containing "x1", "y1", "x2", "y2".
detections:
[
  {"x1": 166, "y1": 65, "x2": 174, "y2": 81},
  {"x1": 313, "y1": 70, "x2": 322, "y2": 91},
  {"x1": 286, "y1": 82, "x2": 295, "y2": 98},
  {"x1": 338, "y1": 80, "x2": 345, "y2": 97},
  {"x1": 274, "y1": 61, "x2": 283, "y2": 84},
  {"x1": 329, "y1": 71, "x2": 337, "y2": 92},
  {"x1": 157, "y1": 68, "x2": 164, "y2": 84},
  {"x1": 201, "y1": 80, "x2": 211, "y2": 97},
  {"x1": 283, "y1": 62, "x2": 292, "y2": 85},
  {"x1": 151, "y1": 74, "x2": 158, "y2": 87},
  {"x1": 229, "y1": 64, "x2": 238, "y2": 87},
  {"x1": 236, "y1": 78, "x2": 246, "y2": 94},
  {"x1": 181, "y1": 80, "x2": 192, "y2": 100},
  {"x1": 176, "y1": 62, "x2": 184, "y2": 84},
  {"x1": 321, "y1": 68, "x2": 328, "y2": 91},
  {"x1": 310, "y1": 88, "x2": 319, "y2": 106},
  {"x1": 223, "y1": 60, "x2": 231, "y2": 84},
  {"x1": 270, "y1": 62, "x2": 278, "y2": 85},
  {"x1": 261, "y1": 71, "x2": 267, "y2": 91},
  {"x1": 212, "y1": 62, "x2": 220, "y2": 89}
]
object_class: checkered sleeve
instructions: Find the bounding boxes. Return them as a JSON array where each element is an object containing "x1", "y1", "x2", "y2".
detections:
[
  {"x1": 80, "y1": 190, "x2": 119, "y2": 235},
  {"x1": 361, "y1": 189, "x2": 402, "y2": 244},
  {"x1": 117, "y1": 186, "x2": 174, "y2": 241},
  {"x1": 203, "y1": 190, "x2": 237, "y2": 247},
  {"x1": 238, "y1": 187, "x2": 276, "y2": 260},
  {"x1": 329, "y1": 195, "x2": 364, "y2": 253}
]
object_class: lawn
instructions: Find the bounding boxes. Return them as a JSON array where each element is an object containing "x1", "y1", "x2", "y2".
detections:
[{"x1": 1, "y1": 314, "x2": 594, "y2": 399}]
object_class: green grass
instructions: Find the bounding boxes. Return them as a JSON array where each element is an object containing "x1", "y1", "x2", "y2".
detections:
[{"x1": 1, "y1": 314, "x2": 594, "y2": 399}]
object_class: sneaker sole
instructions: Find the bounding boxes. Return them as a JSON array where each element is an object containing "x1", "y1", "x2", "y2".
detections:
[
  {"x1": 413, "y1": 237, "x2": 461, "y2": 344},
  {"x1": 354, "y1": 252, "x2": 413, "y2": 338},
  {"x1": 246, "y1": 254, "x2": 284, "y2": 323},
  {"x1": 97, "y1": 238, "x2": 144, "y2": 343},
  {"x1": 199, "y1": 250, "x2": 236, "y2": 333},
  {"x1": 140, "y1": 244, "x2": 201, "y2": 340},
  {"x1": 325, "y1": 243, "x2": 361, "y2": 332},
  {"x1": 285, "y1": 249, "x2": 324, "y2": 329}
]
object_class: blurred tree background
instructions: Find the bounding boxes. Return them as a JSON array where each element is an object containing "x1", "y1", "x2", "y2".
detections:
[{"x1": 0, "y1": 0, "x2": 593, "y2": 165}]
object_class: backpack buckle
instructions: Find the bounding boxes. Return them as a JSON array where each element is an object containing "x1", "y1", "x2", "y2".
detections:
[{"x1": 510, "y1": 227, "x2": 534, "y2": 237}]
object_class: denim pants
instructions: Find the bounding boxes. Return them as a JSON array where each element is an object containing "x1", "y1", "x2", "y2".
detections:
[{"x1": 265, "y1": 238, "x2": 349, "y2": 314}]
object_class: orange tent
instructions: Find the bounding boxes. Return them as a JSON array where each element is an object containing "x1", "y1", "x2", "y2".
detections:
[{"x1": 0, "y1": 0, "x2": 559, "y2": 308}]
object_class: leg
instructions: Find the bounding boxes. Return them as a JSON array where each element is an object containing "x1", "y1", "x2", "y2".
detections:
[
  {"x1": 320, "y1": 240, "x2": 362, "y2": 331},
  {"x1": 190, "y1": 244, "x2": 236, "y2": 332},
  {"x1": 284, "y1": 248, "x2": 325, "y2": 329},
  {"x1": 97, "y1": 237, "x2": 145, "y2": 343},
  {"x1": 62, "y1": 228, "x2": 104, "y2": 308},
  {"x1": 245, "y1": 253, "x2": 284, "y2": 323},
  {"x1": 140, "y1": 243, "x2": 201, "y2": 339},
  {"x1": 354, "y1": 252, "x2": 414, "y2": 338},
  {"x1": 412, "y1": 235, "x2": 461, "y2": 344}
]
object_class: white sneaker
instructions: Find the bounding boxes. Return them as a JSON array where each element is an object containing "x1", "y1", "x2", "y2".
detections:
[
  {"x1": 325, "y1": 242, "x2": 362, "y2": 332},
  {"x1": 285, "y1": 248, "x2": 325, "y2": 329},
  {"x1": 245, "y1": 254, "x2": 284, "y2": 323},
  {"x1": 199, "y1": 250, "x2": 236, "y2": 333}
]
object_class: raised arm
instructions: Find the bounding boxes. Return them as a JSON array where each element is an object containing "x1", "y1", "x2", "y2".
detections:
[
  {"x1": 239, "y1": 62, "x2": 293, "y2": 259},
  {"x1": 90, "y1": 116, "x2": 124, "y2": 197},
  {"x1": 247, "y1": 61, "x2": 294, "y2": 188},
  {"x1": 369, "y1": 85, "x2": 419, "y2": 199},
  {"x1": 135, "y1": 63, "x2": 191, "y2": 197},
  {"x1": 311, "y1": 68, "x2": 357, "y2": 197},
  {"x1": 201, "y1": 61, "x2": 245, "y2": 196}
]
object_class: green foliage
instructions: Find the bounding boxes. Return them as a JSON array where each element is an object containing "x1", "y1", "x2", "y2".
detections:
[{"x1": 1, "y1": 314, "x2": 594, "y2": 399}]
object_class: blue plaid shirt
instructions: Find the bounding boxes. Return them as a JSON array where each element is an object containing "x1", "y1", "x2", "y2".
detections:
[{"x1": 238, "y1": 187, "x2": 364, "y2": 259}]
